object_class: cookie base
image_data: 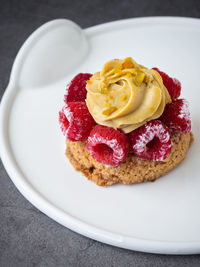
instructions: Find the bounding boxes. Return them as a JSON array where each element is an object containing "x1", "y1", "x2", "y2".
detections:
[{"x1": 66, "y1": 132, "x2": 193, "y2": 186}]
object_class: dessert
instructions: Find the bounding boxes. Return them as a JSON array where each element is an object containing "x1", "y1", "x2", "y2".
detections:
[{"x1": 59, "y1": 57, "x2": 193, "y2": 186}]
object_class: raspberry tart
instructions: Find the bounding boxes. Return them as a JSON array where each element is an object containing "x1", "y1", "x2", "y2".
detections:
[{"x1": 59, "y1": 58, "x2": 193, "y2": 186}]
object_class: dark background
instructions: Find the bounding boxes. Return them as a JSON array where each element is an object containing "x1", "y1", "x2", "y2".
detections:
[{"x1": 0, "y1": 0, "x2": 200, "y2": 266}]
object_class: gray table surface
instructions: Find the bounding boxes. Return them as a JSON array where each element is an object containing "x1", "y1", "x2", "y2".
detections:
[{"x1": 1, "y1": 0, "x2": 200, "y2": 266}]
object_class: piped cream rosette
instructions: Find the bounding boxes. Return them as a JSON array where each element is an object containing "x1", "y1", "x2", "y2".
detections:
[{"x1": 86, "y1": 57, "x2": 171, "y2": 133}]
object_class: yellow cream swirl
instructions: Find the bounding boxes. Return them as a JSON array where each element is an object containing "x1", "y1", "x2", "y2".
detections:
[{"x1": 86, "y1": 57, "x2": 171, "y2": 133}]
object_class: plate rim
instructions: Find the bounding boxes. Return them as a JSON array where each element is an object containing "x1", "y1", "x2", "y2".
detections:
[{"x1": 0, "y1": 16, "x2": 200, "y2": 255}]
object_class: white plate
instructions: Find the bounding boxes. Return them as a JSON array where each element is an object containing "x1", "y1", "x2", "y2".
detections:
[{"x1": 0, "y1": 17, "x2": 200, "y2": 255}]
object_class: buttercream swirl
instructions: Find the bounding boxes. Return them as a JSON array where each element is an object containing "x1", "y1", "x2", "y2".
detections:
[{"x1": 86, "y1": 57, "x2": 171, "y2": 133}]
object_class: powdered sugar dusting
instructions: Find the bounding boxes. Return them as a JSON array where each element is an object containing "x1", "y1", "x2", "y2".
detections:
[
  {"x1": 130, "y1": 120, "x2": 172, "y2": 161},
  {"x1": 64, "y1": 105, "x2": 73, "y2": 122},
  {"x1": 160, "y1": 99, "x2": 191, "y2": 133},
  {"x1": 87, "y1": 125, "x2": 130, "y2": 166},
  {"x1": 178, "y1": 99, "x2": 190, "y2": 120},
  {"x1": 59, "y1": 102, "x2": 96, "y2": 141}
]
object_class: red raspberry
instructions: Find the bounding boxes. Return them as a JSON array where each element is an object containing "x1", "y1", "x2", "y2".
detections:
[
  {"x1": 59, "y1": 102, "x2": 96, "y2": 141},
  {"x1": 159, "y1": 99, "x2": 191, "y2": 133},
  {"x1": 59, "y1": 110, "x2": 69, "y2": 135},
  {"x1": 129, "y1": 120, "x2": 172, "y2": 161},
  {"x1": 64, "y1": 73, "x2": 92, "y2": 103},
  {"x1": 152, "y1": 67, "x2": 181, "y2": 100},
  {"x1": 87, "y1": 125, "x2": 130, "y2": 166}
]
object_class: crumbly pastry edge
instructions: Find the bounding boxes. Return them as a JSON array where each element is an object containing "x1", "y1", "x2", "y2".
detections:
[{"x1": 66, "y1": 132, "x2": 193, "y2": 186}]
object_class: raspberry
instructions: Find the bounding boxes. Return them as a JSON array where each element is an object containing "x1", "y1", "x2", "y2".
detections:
[
  {"x1": 64, "y1": 73, "x2": 92, "y2": 103},
  {"x1": 159, "y1": 99, "x2": 191, "y2": 133},
  {"x1": 87, "y1": 125, "x2": 130, "y2": 166},
  {"x1": 59, "y1": 102, "x2": 96, "y2": 141},
  {"x1": 129, "y1": 120, "x2": 172, "y2": 161},
  {"x1": 152, "y1": 67, "x2": 181, "y2": 100},
  {"x1": 59, "y1": 110, "x2": 69, "y2": 135}
]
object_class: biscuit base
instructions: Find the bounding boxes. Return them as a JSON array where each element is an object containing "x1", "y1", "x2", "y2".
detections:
[{"x1": 66, "y1": 132, "x2": 193, "y2": 186}]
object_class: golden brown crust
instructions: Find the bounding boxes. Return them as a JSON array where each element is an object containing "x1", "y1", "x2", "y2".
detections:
[{"x1": 66, "y1": 132, "x2": 193, "y2": 186}]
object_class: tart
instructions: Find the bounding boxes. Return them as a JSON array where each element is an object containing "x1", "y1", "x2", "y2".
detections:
[{"x1": 59, "y1": 58, "x2": 193, "y2": 186}]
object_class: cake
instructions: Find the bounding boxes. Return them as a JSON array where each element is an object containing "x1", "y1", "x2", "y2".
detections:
[{"x1": 59, "y1": 58, "x2": 193, "y2": 186}]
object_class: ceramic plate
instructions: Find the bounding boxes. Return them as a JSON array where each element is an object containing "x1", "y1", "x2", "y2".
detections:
[{"x1": 0, "y1": 17, "x2": 200, "y2": 254}]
